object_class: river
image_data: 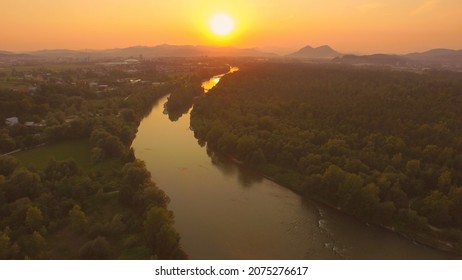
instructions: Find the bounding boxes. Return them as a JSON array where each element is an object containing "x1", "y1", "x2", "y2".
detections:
[{"x1": 132, "y1": 69, "x2": 459, "y2": 259}]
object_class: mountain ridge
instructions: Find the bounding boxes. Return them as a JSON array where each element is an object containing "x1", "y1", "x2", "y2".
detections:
[
  {"x1": 288, "y1": 45, "x2": 341, "y2": 59},
  {"x1": 2, "y1": 45, "x2": 461, "y2": 65},
  {"x1": 21, "y1": 45, "x2": 277, "y2": 58}
]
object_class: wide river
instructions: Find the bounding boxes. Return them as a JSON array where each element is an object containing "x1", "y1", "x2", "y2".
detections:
[{"x1": 132, "y1": 69, "x2": 459, "y2": 259}]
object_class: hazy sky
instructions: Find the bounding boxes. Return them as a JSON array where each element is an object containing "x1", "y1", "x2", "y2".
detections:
[{"x1": 1, "y1": 0, "x2": 461, "y2": 53}]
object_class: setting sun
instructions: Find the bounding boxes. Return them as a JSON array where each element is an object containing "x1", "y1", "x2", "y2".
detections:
[{"x1": 209, "y1": 13, "x2": 235, "y2": 37}]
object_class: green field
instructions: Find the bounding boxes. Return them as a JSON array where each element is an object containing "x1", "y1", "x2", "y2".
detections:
[{"x1": 14, "y1": 140, "x2": 92, "y2": 169}]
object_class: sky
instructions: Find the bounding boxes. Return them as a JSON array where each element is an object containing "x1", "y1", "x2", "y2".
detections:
[{"x1": 1, "y1": 0, "x2": 461, "y2": 54}]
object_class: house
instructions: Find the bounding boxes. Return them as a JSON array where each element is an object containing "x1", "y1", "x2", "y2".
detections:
[
  {"x1": 5, "y1": 117, "x2": 19, "y2": 126},
  {"x1": 89, "y1": 82, "x2": 98, "y2": 88},
  {"x1": 98, "y1": 85, "x2": 109, "y2": 91},
  {"x1": 28, "y1": 85, "x2": 39, "y2": 93},
  {"x1": 124, "y1": 59, "x2": 139, "y2": 64},
  {"x1": 65, "y1": 115, "x2": 79, "y2": 123}
]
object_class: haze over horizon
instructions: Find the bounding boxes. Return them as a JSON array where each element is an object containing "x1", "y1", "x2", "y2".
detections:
[{"x1": 1, "y1": 0, "x2": 461, "y2": 54}]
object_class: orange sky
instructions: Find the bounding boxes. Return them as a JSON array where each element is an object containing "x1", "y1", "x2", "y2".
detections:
[{"x1": 1, "y1": 0, "x2": 461, "y2": 53}]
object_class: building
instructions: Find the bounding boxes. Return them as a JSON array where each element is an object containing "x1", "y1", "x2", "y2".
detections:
[
  {"x1": 5, "y1": 117, "x2": 19, "y2": 126},
  {"x1": 124, "y1": 59, "x2": 140, "y2": 64}
]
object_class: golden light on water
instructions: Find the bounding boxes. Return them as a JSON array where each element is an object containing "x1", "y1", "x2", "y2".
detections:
[
  {"x1": 202, "y1": 76, "x2": 222, "y2": 93},
  {"x1": 202, "y1": 67, "x2": 239, "y2": 93}
]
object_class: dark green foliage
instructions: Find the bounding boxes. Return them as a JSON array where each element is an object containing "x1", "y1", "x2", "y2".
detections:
[
  {"x1": 143, "y1": 207, "x2": 185, "y2": 259},
  {"x1": 44, "y1": 158, "x2": 79, "y2": 181},
  {"x1": 80, "y1": 236, "x2": 112, "y2": 260},
  {"x1": 0, "y1": 156, "x2": 19, "y2": 177},
  {"x1": 69, "y1": 205, "x2": 89, "y2": 234},
  {"x1": 190, "y1": 63, "x2": 462, "y2": 251},
  {"x1": 4, "y1": 169, "x2": 42, "y2": 202},
  {"x1": 0, "y1": 62, "x2": 187, "y2": 259},
  {"x1": 165, "y1": 79, "x2": 203, "y2": 121}
]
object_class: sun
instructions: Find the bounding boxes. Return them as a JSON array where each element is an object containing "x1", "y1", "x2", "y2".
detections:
[{"x1": 209, "y1": 13, "x2": 235, "y2": 37}]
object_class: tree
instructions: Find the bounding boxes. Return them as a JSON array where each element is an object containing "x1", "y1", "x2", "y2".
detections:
[
  {"x1": 0, "y1": 230, "x2": 11, "y2": 259},
  {"x1": 397, "y1": 209, "x2": 428, "y2": 232},
  {"x1": 385, "y1": 182, "x2": 409, "y2": 209},
  {"x1": 337, "y1": 173, "x2": 363, "y2": 210},
  {"x1": 449, "y1": 187, "x2": 462, "y2": 227},
  {"x1": 374, "y1": 201, "x2": 396, "y2": 225},
  {"x1": 437, "y1": 170, "x2": 452, "y2": 192},
  {"x1": 322, "y1": 164, "x2": 346, "y2": 200},
  {"x1": 406, "y1": 160, "x2": 421, "y2": 177},
  {"x1": 19, "y1": 231, "x2": 46, "y2": 259},
  {"x1": 102, "y1": 135, "x2": 125, "y2": 158},
  {"x1": 236, "y1": 135, "x2": 258, "y2": 161},
  {"x1": 69, "y1": 205, "x2": 88, "y2": 233},
  {"x1": 326, "y1": 138, "x2": 349, "y2": 156},
  {"x1": 80, "y1": 236, "x2": 112, "y2": 260},
  {"x1": 44, "y1": 159, "x2": 79, "y2": 181},
  {"x1": 120, "y1": 109, "x2": 135, "y2": 123},
  {"x1": 122, "y1": 161, "x2": 151, "y2": 186},
  {"x1": 155, "y1": 225, "x2": 185, "y2": 259},
  {"x1": 6, "y1": 169, "x2": 42, "y2": 201},
  {"x1": 216, "y1": 132, "x2": 238, "y2": 154},
  {"x1": 419, "y1": 190, "x2": 452, "y2": 227},
  {"x1": 25, "y1": 206, "x2": 44, "y2": 232},
  {"x1": 143, "y1": 206, "x2": 173, "y2": 254},
  {"x1": 0, "y1": 135, "x2": 16, "y2": 153},
  {"x1": 119, "y1": 126, "x2": 134, "y2": 146},
  {"x1": 384, "y1": 136, "x2": 406, "y2": 154},
  {"x1": 142, "y1": 183, "x2": 169, "y2": 210},
  {"x1": 355, "y1": 183, "x2": 381, "y2": 220},
  {"x1": 250, "y1": 148, "x2": 266, "y2": 165},
  {"x1": 119, "y1": 161, "x2": 152, "y2": 208},
  {"x1": 0, "y1": 156, "x2": 19, "y2": 177}
]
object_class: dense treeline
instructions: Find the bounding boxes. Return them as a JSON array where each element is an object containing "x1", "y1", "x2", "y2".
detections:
[
  {"x1": 165, "y1": 77, "x2": 203, "y2": 121},
  {"x1": 165, "y1": 68, "x2": 230, "y2": 121},
  {"x1": 0, "y1": 80, "x2": 177, "y2": 153},
  {"x1": 0, "y1": 64, "x2": 187, "y2": 259},
  {"x1": 0, "y1": 156, "x2": 185, "y2": 259},
  {"x1": 191, "y1": 63, "x2": 462, "y2": 253}
]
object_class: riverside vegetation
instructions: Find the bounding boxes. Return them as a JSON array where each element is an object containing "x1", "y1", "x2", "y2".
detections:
[
  {"x1": 191, "y1": 63, "x2": 462, "y2": 254},
  {"x1": 0, "y1": 61, "x2": 224, "y2": 259}
]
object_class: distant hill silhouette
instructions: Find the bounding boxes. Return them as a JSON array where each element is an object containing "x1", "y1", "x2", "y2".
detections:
[
  {"x1": 28, "y1": 49, "x2": 86, "y2": 57},
  {"x1": 333, "y1": 49, "x2": 462, "y2": 69},
  {"x1": 288, "y1": 45, "x2": 341, "y2": 59},
  {"x1": 23, "y1": 45, "x2": 276, "y2": 59},
  {"x1": 405, "y1": 48, "x2": 462, "y2": 64},
  {"x1": 2, "y1": 45, "x2": 461, "y2": 69},
  {"x1": 109, "y1": 45, "x2": 277, "y2": 57},
  {"x1": 0, "y1": 51, "x2": 33, "y2": 59},
  {"x1": 333, "y1": 54, "x2": 411, "y2": 66}
]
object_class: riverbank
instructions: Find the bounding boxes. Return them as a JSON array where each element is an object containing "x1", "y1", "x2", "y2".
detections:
[
  {"x1": 1, "y1": 80, "x2": 187, "y2": 259},
  {"x1": 189, "y1": 62, "x2": 462, "y2": 258},
  {"x1": 213, "y1": 147, "x2": 461, "y2": 257},
  {"x1": 129, "y1": 67, "x2": 459, "y2": 259}
]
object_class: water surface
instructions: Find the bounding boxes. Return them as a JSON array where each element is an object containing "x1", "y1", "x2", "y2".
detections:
[{"x1": 132, "y1": 71, "x2": 458, "y2": 259}]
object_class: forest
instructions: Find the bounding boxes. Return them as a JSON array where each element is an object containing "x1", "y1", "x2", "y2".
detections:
[
  {"x1": 0, "y1": 62, "x2": 187, "y2": 259},
  {"x1": 191, "y1": 62, "x2": 462, "y2": 254}
]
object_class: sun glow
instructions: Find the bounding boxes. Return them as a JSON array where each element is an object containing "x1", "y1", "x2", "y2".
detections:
[{"x1": 209, "y1": 13, "x2": 235, "y2": 37}]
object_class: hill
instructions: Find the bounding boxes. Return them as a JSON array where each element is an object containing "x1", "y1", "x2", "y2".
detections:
[
  {"x1": 288, "y1": 45, "x2": 341, "y2": 59},
  {"x1": 333, "y1": 54, "x2": 412, "y2": 67},
  {"x1": 103, "y1": 45, "x2": 277, "y2": 58},
  {"x1": 23, "y1": 45, "x2": 276, "y2": 59},
  {"x1": 406, "y1": 48, "x2": 462, "y2": 64}
]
